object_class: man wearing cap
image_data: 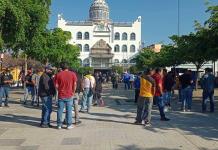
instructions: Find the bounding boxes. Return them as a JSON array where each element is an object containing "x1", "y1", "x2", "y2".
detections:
[
  {"x1": 0, "y1": 68, "x2": 13, "y2": 107},
  {"x1": 38, "y1": 65, "x2": 56, "y2": 128},
  {"x1": 135, "y1": 68, "x2": 156, "y2": 127}
]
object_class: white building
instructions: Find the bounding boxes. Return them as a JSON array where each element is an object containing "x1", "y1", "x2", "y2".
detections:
[{"x1": 58, "y1": 0, "x2": 141, "y2": 70}]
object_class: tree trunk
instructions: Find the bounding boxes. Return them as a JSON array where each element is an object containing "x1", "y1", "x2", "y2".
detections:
[
  {"x1": 195, "y1": 66, "x2": 200, "y2": 90},
  {"x1": 24, "y1": 54, "x2": 27, "y2": 89}
]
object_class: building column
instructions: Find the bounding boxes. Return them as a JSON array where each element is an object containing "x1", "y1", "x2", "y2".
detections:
[{"x1": 89, "y1": 57, "x2": 92, "y2": 67}]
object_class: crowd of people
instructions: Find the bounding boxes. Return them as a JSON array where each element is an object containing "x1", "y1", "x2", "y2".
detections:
[
  {"x1": 0, "y1": 63, "x2": 217, "y2": 129},
  {"x1": 134, "y1": 67, "x2": 216, "y2": 127}
]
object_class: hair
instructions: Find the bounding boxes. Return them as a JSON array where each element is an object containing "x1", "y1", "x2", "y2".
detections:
[
  {"x1": 60, "y1": 62, "x2": 68, "y2": 70},
  {"x1": 155, "y1": 68, "x2": 162, "y2": 73}
]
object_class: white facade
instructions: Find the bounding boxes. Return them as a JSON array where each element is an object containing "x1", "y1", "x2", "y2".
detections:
[{"x1": 57, "y1": 0, "x2": 141, "y2": 69}]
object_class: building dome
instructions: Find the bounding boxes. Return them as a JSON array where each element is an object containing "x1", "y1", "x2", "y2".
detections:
[{"x1": 89, "y1": 0, "x2": 110, "y2": 23}]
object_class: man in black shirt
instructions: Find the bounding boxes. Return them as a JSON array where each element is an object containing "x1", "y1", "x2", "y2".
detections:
[
  {"x1": 179, "y1": 70, "x2": 193, "y2": 112},
  {"x1": 23, "y1": 68, "x2": 35, "y2": 105},
  {"x1": 0, "y1": 68, "x2": 13, "y2": 107}
]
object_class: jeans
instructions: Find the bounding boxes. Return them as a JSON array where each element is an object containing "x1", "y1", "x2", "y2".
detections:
[
  {"x1": 202, "y1": 90, "x2": 214, "y2": 112},
  {"x1": 154, "y1": 96, "x2": 165, "y2": 119},
  {"x1": 57, "y1": 98, "x2": 73, "y2": 127},
  {"x1": 24, "y1": 86, "x2": 35, "y2": 103},
  {"x1": 124, "y1": 81, "x2": 130, "y2": 90},
  {"x1": 41, "y1": 96, "x2": 52, "y2": 125},
  {"x1": 136, "y1": 96, "x2": 153, "y2": 123},
  {"x1": 181, "y1": 86, "x2": 193, "y2": 110},
  {"x1": 0, "y1": 86, "x2": 10, "y2": 106},
  {"x1": 135, "y1": 89, "x2": 140, "y2": 103},
  {"x1": 73, "y1": 93, "x2": 80, "y2": 121},
  {"x1": 81, "y1": 88, "x2": 93, "y2": 111},
  {"x1": 163, "y1": 91, "x2": 172, "y2": 106}
]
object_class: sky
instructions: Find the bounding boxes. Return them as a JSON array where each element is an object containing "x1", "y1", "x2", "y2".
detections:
[{"x1": 48, "y1": 0, "x2": 218, "y2": 46}]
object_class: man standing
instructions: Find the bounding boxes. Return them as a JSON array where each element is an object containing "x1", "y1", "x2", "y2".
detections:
[
  {"x1": 201, "y1": 68, "x2": 215, "y2": 113},
  {"x1": 54, "y1": 62, "x2": 77, "y2": 129},
  {"x1": 123, "y1": 71, "x2": 130, "y2": 90},
  {"x1": 134, "y1": 72, "x2": 141, "y2": 103},
  {"x1": 152, "y1": 68, "x2": 170, "y2": 121},
  {"x1": 32, "y1": 69, "x2": 41, "y2": 107},
  {"x1": 135, "y1": 68, "x2": 155, "y2": 127},
  {"x1": 179, "y1": 70, "x2": 193, "y2": 112},
  {"x1": 0, "y1": 68, "x2": 13, "y2": 107},
  {"x1": 80, "y1": 71, "x2": 95, "y2": 113},
  {"x1": 38, "y1": 66, "x2": 56, "y2": 128},
  {"x1": 24, "y1": 68, "x2": 35, "y2": 105},
  {"x1": 93, "y1": 72, "x2": 103, "y2": 106}
]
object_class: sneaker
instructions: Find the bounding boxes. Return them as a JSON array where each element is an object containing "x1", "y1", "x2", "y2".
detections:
[
  {"x1": 23, "y1": 101, "x2": 27, "y2": 105},
  {"x1": 144, "y1": 122, "x2": 151, "y2": 127},
  {"x1": 75, "y1": 120, "x2": 82, "y2": 125},
  {"x1": 40, "y1": 124, "x2": 49, "y2": 128},
  {"x1": 186, "y1": 109, "x2": 191, "y2": 112},
  {"x1": 134, "y1": 121, "x2": 142, "y2": 125},
  {"x1": 161, "y1": 117, "x2": 170, "y2": 121},
  {"x1": 57, "y1": 126, "x2": 62, "y2": 130},
  {"x1": 4, "y1": 104, "x2": 9, "y2": 108},
  {"x1": 67, "y1": 125, "x2": 74, "y2": 130}
]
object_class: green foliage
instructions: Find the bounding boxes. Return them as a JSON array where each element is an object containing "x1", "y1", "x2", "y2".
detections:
[
  {"x1": 129, "y1": 66, "x2": 139, "y2": 74},
  {"x1": 111, "y1": 65, "x2": 124, "y2": 74},
  {"x1": 77, "y1": 67, "x2": 94, "y2": 75}
]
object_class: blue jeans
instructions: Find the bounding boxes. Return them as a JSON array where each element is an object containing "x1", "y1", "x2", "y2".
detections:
[
  {"x1": 0, "y1": 86, "x2": 10, "y2": 105},
  {"x1": 24, "y1": 86, "x2": 35, "y2": 103},
  {"x1": 181, "y1": 86, "x2": 193, "y2": 110},
  {"x1": 163, "y1": 91, "x2": 172, "y2": 105},
  {"x1": 57, "y1": 98, "x2": 73, "y2": 127},
  {"x1": 124, "y1": 80, "x2": 130, "y2": 90},
  {"x1": 202, "y1": 90, "x2": 214, "y2": 112},
  {"x1": 81, "y1": 88, "x2": 93, "y2": 111},
  {"x1": 154, "y1": 96, "x2": 165, "y2": 118},
  {"x1": 41, "y1": 96, "x2": 52, "y2": 125}
]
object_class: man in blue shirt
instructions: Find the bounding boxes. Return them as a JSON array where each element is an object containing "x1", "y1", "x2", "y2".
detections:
[
  {"x1": 123, "y1": 72, "x2": 130, "y2": 90},
  {"x1": 201, "y1": 68, "x2": 215, "y2": 113},
  {"x1": 134, "y1": 72, "x2": 141, "y2": 103}
]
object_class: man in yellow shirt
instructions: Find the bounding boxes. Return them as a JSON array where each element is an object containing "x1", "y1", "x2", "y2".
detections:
[{"x1": 135, "y1": 68, "x2": 155, "y2": 127}]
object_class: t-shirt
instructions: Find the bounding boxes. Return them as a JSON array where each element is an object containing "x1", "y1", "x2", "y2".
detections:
[
  {"x1": 2, "y1": 73, "x2": 13, "y2": 87},
  {"x1": 179, "y1": 74, "x2": 192, "y2": 89},
  {"x1": 201, "y1": 73, "x2": 215, "y2": 92},
  {"x1": 152, "y1": 73, "x2": 163, "y2": 97},
  {"x1": 25, "y1": 74, "x2": 34, "y2": 87},
  {"x1": 140, "y1": 75, "x2": 155, "y2": 98},
  {"x1": 54, "y1": 70, "x2": 77, "y2": 99}
]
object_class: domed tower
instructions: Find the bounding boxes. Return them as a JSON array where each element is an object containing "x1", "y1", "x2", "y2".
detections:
[{"x1": 89, "y1": 0, "x2": 110, "y2": 23}]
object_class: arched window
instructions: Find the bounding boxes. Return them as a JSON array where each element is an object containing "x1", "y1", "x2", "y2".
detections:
[
  {"x1": 77, "y1": 44, "x2": 82, "y2": 52},
  {"x1": 122, "y1": 59, "x2": 128, "y2": 64},
  {"x1": 77, "y1": 32, "x2": 82, "y2": 40},
  {"x1": 83, "y1": 58, "x2": 90, "y2": 66},
  {"x1": 122, "y1": 33, "x2": 128, "y2": 40},
  {"x1": 130, "y1": 45, "x2": 136, "y2": 52},
  {"x1": 130, "y1": 59, "x2": 136, "y2": 64},
  {"x1": 114, "y1": 45, "x2": 120, "y2": 52},
  {"x1": 114, "y1": 59, "x2": 119, "y2": 64},
  {"x1": 122, "y1": 45, "x2": 127, "y2": 52},
  {"x1": 84, "y1": 44, "x2": 89, "y2": 52},
  {"x1": 130, "y1": 33, "x2": 136, "y2": 40},
  {"x1": 84, "y1": 32, "x2": 89, "y2": 40},
  {"x1": 115, "y1": 32, "x2": 120, "y2": 40}
]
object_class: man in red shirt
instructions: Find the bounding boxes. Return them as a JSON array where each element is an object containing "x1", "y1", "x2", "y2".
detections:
[
  {"x1": 152, "y1": 68, "x2": 170, "y2": 121},
  {"x1": 54, "y1": 62, "x2": 77, "y2": 129}
]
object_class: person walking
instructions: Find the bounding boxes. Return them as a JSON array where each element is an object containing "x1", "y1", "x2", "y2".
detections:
[
  {"x1": 0, "y1": 68, "x2": 13, "y2": 107},
  {"x1": 201, "y1": 68, "x2": 215, "y2": 113},
  {"x1": 179, "y1": 70, "x2": 193, "y2": 112},
  {"x1": 38, "y1": 66, "x2": 56, "y2": 128},
  {"x1": 135, "y1": 68, "x2": 155, "y2": 127},
  {"x1": 123, "y1": 71, "x2": 130, "y2": 90},
  {"x1": 23, "y1": 68, "x2": 35, "y2": 105},
  {"x1": 32, "y1": 69, "x2": 41, "y2": 107},
  {"x1": 80, "y1": 71, "x2": 95, "y2": 113},
  {"x1": 111, "y1": 71, "x2": 119, "y2": 89},
  {"x1": 152, "y1": 68, "x2": 170, "y2": 121},
  {"x1": 93, "y1": 72, "x2": 104, "y2": 106},
  {"x1": 54, "y1": 62, "x2": 77, "y2": 130},
  {"x1": 134, "y1": 72, "x2": 141, "y2": 103}
]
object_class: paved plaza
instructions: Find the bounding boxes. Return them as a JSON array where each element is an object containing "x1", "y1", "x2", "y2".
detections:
[{"x1": 0, "y1": 84, "x2": 218, "y2": 150}]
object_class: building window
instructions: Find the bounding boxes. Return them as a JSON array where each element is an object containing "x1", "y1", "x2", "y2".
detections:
[
  {"x1": 84, "y1": 44, "x2": 89, "y2": 52},
  {"x1": 83, "y1": 58, "x2": 90, "y2": 66},
  {"x1": 114, "y1": 45, "x2": 120, "y2": 52},
  {"x1": 77, "y1": 44, "x2": 82, "y2": 52},
  {"x1": 122, "y1": 45, "x2": 127, "y2": 52},
  {"x1": 77, "y1": 32, "x2": 82, "y2": 40},
  {"x1": 122, "y1": 59, "x2": 128, "y2": 64},
  {"x1": 130, "y1": 33, "x2": 136, "y2": 40},
  {"x1": 114, "y1": 59, "x2": 119, "y2": 63},
  {"x1": 115, "y1": 32, "x2": 120, "y2": 40},
  {"x1": 130, "y1": 59, "x2": 136, "y2": 64},
  {"x1": 84, "y1": 32, "x2": 89, "y2": 40},
  {"x1": 130, "y1": 45, "x2": 136, "y2": 52},
  {"x1": 122, "y1": 33, "x2": 128, "y2": 40}
]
